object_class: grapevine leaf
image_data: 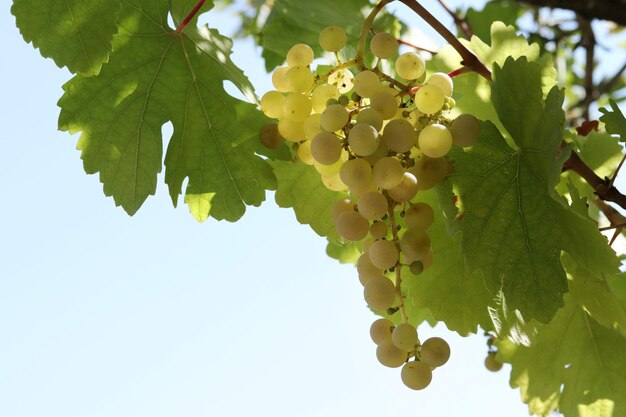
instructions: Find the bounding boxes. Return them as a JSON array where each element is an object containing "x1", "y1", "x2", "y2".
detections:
[
  {"x1": 448, "y1": 57, "x2": 619, "y2": 323},
  {"x1": 465, "y1": 1, "x2": 523, "y2": 44},
  {"x1": 599, "y1": 100, "x2": 626, "y2": 141},
  {"x1": 403, "y1": 187, "x2": 494, "y2": 336},
  {"x1": 326, "y1": 240, "x2": 360, "y2": 264},
  {"x1": 259, "y1": 0, "x2": 368, "y2": 70},
  {"x1": 58, "y1": 0, "x2": 275, "y2": 221},
  {"x1": 12, "y1": 0, "x2": 122, "y2": 75},
  {"x1": 498, "y1": 297, "x2": 626, "y2": 417},
  {"x1": 272, "y1": 160, "x2": 343, "y2": 241}
]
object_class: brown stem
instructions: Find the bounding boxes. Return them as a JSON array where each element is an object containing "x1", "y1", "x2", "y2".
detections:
[
  {"x1": 175, "y1": 0, "x2": 207, "y2": 33},
  {"x1": 397, "y1": 39, "x2": 438, "y2": 55},
  {"x1": 436, "y1": 0, "x2": 473, "y2": 39},
  {"x1": 398, "y1": 0, "x2": 491, "y2": 81},
  {"x1": 577, "y1": 15, "x2": 595, "y2": 120},
  {"x1": 448, "y1": 66, "x2": 471, "y2": 78}
]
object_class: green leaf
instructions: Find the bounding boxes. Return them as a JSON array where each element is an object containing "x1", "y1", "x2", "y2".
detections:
[
  {"x1": 465, "y1": 1, "x2": 523, "y2": 44},
  {"x1": 447, "y1": 57, "x2": 619, "y2": 323},
  {"x1": 272, "y1": 160, "x2": 343, "y2": 240},
  {"x1": 260, "y1": 0, "x2": 368, "y2": 70},
  {"x1": 498, "y1": 297, "x2": 626, "y2": 417},
  {"x1": 600, "y1": 100, "x2": 626, "y2": 142},
  {"x1": 326, "y1": 240, "x2": 360, "y2": 264},
  {"x1": 12, "y1": 0, "x2": 122, "y2": 75},
  {"x1": 58, "y1": 0, "x2": 275, "y2": 221},
  {"x1": 403, "y1": 187, "x2": 494, "y2": 336}
]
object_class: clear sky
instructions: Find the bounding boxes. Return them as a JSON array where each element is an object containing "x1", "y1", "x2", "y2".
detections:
[{"x1": 0, "y1": 1, "x2": 606, "y2": 417}]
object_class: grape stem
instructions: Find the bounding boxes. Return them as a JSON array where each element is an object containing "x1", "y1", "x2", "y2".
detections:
[
  {"x1": 175, "y1": 0, "x2": 207, "y2": 33},
  {"x1": 398, "y1": 0, "x2": 492, "y2": 81},
  {"x1": 316, "y1": 59, "x2": 358, "y2": 84},
  {"x1": 387, "y1": 202, "x2": 409, "y2": 323}
]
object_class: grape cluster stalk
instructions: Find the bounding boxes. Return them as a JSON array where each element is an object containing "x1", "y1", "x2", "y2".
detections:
[{"x1": 258, "y1": 10, "x2": 481, "y2": 390}]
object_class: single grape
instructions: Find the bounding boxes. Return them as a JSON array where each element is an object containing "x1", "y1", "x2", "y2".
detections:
[
  {"x1": 376, "y1": 340, "x2": 406, "y2": 368},
  {"x1": 369, "y1": 221, "x2": 388, "y2": 240},
  {"x1": 272, "y1": 66, "x2": 290, "y2": 92},
  {"x1": 405, "y1": 202, "x2": 434, "y2": 230},
  {"x1": 395, "y1": 52, "x2": 425, "y2": 80},
  {"x1": 321, "y1": 172, "x2": 347, "y2": 191},
  {"x1": 356, "y1": 108, "x2": 384, "y2": 131},
  {"x1": 358, "y1": 191, "x2": 389, "y2": 221},
  {"x1": 259, "y1": 123, "x2": 283, "y2": 149},
  {"x1": 363, "y1": 141, "x2": 389, "y2": 165},
  {"x1": 485, "y1": 352, "x2": 503, "y2": 372},
  {"x1": 400, "y1": 227, "x2": 431, "y2": 262},
  {"x1": 370, "y1": 318, "x2": 395, "y2": 345},
  {"x1": 354, "y1": 70, "x2": 381, "y2": 98},
  {"x1": 260, "y1": 90, "x2": 285, "y2": 119},
  {"x1": 311, "y1": 131, "x2": 342, "y2": 165},
  {"x1": 392, "y1": 322, "x2": 418, "y2": 351},
  {"x1": 286, "y1": 43, "x2": 314, "y2": 66},
  {"x1": 388, "y1": 172, "x2": 418, "y2": 203},
  {"x1": 409, "y1": 156, "x2": 452, "y2": 190},
  {"x1": 335, "y1": 210, "x2": 369, "y2": 241},
  {"x1": 332, "y1": 198, "x2": 354, "y2": 220},
  {"x1": 370, "y1": 32, "x2": 397, "y2": 59},
  {"x1": 286, "y1": 65, "x2": 315, "y2": 93},
  {"x1": 314, "y1": 150, "x2": 346, "y2": 175},
  {"x1": 370, "y1": 91, "x2": 397, "y2": 119},
  {"x1": 319, "y1": 26, "x2": 347, "y2": 51},
  {"x1": 303, "y1": 113, "x2": 322, "y2": 140},
  {"x1": 348, "y1": 124, "x2": 379, "y2": 156},
  {"x1": 450, "y1": 113, "x2": 481, "y2": 147},
  {"x1": 357, "y1": 252, "x2": 383, "y2": 286},
  {"x1": 339, "y1": 158, "x2": 372, "y2": 189},
  {"x1": 328, "y1": 68, "x2": 354, "y2": 94},
  {"x1": 401, "y1": 361, "x2": 432, "y2": 390},
  {"x1": 282, "y1": 93, "x2": 312, "y2": 122},
  {"x1": 409, "y1": 261, "x2": 424, "y2": 275},
  {"x1": 311, "y1": 84, "x2": 340, "y2": 113},
  {"x1": 364, "y1": 275, "x2": 396, "y2": 311},
  {"x1": 415, "y1": 84, "x2": 445, "y2": 114},
  {"x1": 297, "y1": 140, "x2": 314, "y2": 165},
  {"x1": 372, "y1": 157, "x2": 405, "y2": 189},
  {"x1": 321, "y1": 104, "x2": 349, "y2": 132},
  {"x1": 418, "y1": 123, "x2": 453, "y2": 158},
  {"x1": 427, "y1": 72, "x2": 453, "y2": 97},
  {"x1": 382, "y1": 119, "x2": 417, "y2": 153},
  {"x1": 420, "y1": 337, "x2": 450, "y2": 367},
  {"x1": 277, "y1": 118, "x2": 305, "y2": 142},
  {"x1": 368, "y1": 239, "x2": 399, "y2": 270}
]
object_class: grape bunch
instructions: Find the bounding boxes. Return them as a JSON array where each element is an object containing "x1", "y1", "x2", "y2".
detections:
[{"x1": 259, "y1": 25, "x2": 480, "y2": 390}]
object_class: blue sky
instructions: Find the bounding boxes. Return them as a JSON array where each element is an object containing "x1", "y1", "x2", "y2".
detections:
[{"x1": 1, "y1": 1, "x2": 610, "y2": 416}]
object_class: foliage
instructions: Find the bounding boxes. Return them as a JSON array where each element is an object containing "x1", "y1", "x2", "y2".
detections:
[{"x1": 10, "y1": 0, "x2": 626, "y2": 416}]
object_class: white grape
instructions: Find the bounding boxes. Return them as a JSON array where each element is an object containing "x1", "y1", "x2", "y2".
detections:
[
  {"x1": 370, "y1": 91, "x2": 397, "y2": 119},
  {"x1": 339, "y1": 158, "x2": 372, "y2": 189},
  {"x1": 348, "y1": 124, "x2": 379, "y2": 156},
  {"x1": 382, "y1": 119, "x2": 417, "y2": 153},
  {"x1": 272, "y1": 66, "x2": 291, "y2": 92},
  {"x1": 277, "y1": 118, "x2": 305, "y2": 142},
  {"x1": 311, "y1": 131, "x2": 342, "y2": 165},
  {"x1": 369, "y1": 221, "x2": 387, "y2": 240},
  {"x1": 287, "y1": 43, "x2": 314, "y2": 66},
  {"x1": 401, "y1": 361, "x2": 432, "y2": 390},
  {"x1": 321, "y1": 104, "x2": 349, "y2": 132},
  {"x1": 368, "y1": 239, "x2": 398, "y2": 270},
  {"x1": 354, "y1": 70, "x2": 381, "y2": 98},
  {"x1": 372, "y1": 157, "x2": 405, "y2": 189},
  {"x1": 358, "y1": 191, "x2": 389, "y2": 221},
  {"x1": 409, "y1": 156, "x2": 451, "y2": 190},
  {"x1": 335, "y1": 210, "x2": 369, "y2": 241},
  {"x1": 427, "y1": 72, "x2": 453, "y2": 97},
  {"x1": 388, "y1": 172, "x2": 418, "y2": 203},
  {"x1": 311, "y1": 84, "x2": 340, "y2": 113},
  {"x1": 259, "y1": 123, "x2": 283, "y2": 149},
  {"x1": 418, "y1": 123, "x2": 453, "y2": 158},
  {"x1": 303, "y1": 113, "x2": 322, "y2": 140},
  {"x1": 328, "y1": 68, "x2": 354, "y2": 93},
  {"x1": 319, "y1": 26, "x2": 347, "y2": 52},
  {"x1": 260, "y1": 90, "x2": 285, "y2": 118},
  {"x1": 332, "y1": 198, "x2": 353, "y2": 221},
  {"x1": 485, "y1": 352, "x2": 503, "y2": 372},
  {"x1": 420, "y1": 337, "x2": 450, "y2": 367},
  {"x1": 395, "y1": 52, "x2": 425, "y2": 80},
  {"x1": 286, "y1": 65, "x2": 315, "y2": 93},
  {"x1": 357, "y1": 252, "x2": 383, "y2": 286},
  {"x1": 314, "y1": 150, "x2": 346, "y2": 175},
  {"x1": 392, "y1": 322, "x2": 418, "y2": 351},
  {"x1": 415, "y1": 84, "x2": 445, "y2": 114},
  {"x1": 405, "y1": 202, "x2": 434, "y2": 229},
  {"x1": 370, "y1": 318, "x2": 394, "y2": 345},
  {"x1": 364, "y1": 275, "x2": 396, "y2": 310},
  {"x1": 321, "y1": 172, "x2": 347, "y2": 191},
  {"x1": 400, "y1": 227, "x2": 431, "y2": 262},
  {"x1": 376, "y1": 339, "x2": 406, "y2": 368},
  {"x1": 370, "y1": 32, "x2": 397, "y2": 59},
  {"x1": 356, "y1": 108, "x2": 384, "y2": 131},
  {"x1": 450, "y1": 113, "x2": 480, "y2": 147},
  {"x1": 282, "y1": 93, "x2": 312, "y2": 122}
]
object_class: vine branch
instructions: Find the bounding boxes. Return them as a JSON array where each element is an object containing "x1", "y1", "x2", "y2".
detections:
[{"x1": 436, "y1": 0, "x2": 473, "y2": 39}]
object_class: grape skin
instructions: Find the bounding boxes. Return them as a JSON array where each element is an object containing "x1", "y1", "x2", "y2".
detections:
[
  {"x1": 260, "y1": 90, "x2": 285, "y2": 119},
  {"x1": 405, "y1": 202, "x2": 434, "y2": 230},
  {"x1": 335, "y1": 210, "x2": 369, "y2": 241},
  {"x1": 418, "y1": 123, "x2": 453, "y2": 158},
  {"x1": 427, "y1": 72, "x2": 453, "y2": 97},
  {"x1": 370, "y1": 32, "x2": 397, "y2": 59},
  {"x1": 370, "y1": 91, "x2": 397, "y2": 119},
  {"x1": 357, "y1": 191, "x2": 389, "y2": 221},
  {"x1": 420, "y1": 337, "x2": 450, "y2": 367},
  {"x1": 259, "y1": 123, "x2": 283, "y2": 149},
  {"x1": 348, "y1": 124, "x2": 379, "y2": 156},
  {"x1": 370, "y1": 318, "x2": 394, "y2": 345},
  {"x1": 450, "y1": 113, "x2": 481, "y2": 147},
  {"x1": 319, "y1": 26, "x2": 347, "y2": 52},
  {"x1": 382, "y1": 119, "x2": 417, "y2": 153},
  {"x1": 287, "y1": 43, "x2": 314, "y2": 66},
  {"x1": 311, "y1": 131, "x2": 342, "y2": 165},
  {"x1": 415, "y1": 84, "x2": 445, "y2": 114},
  {"x1": 376, "y1": 339, "x2": 406, "y2": 368},
  {"x1": 321, "y1": 104, "x2": 350, "y2": 132},
  {"x1": 364, "y1": 275, "x2": 396, "y2": 310},
  {"x1": 392, "y1": 322, "x2": 418, "y2": 351},
  {"x1": 354, "y1": 70, "x2": 381, "y2": 98},
  {"x1": 388, "y1": 172, "x2": 418, "y2": 203},
  {"x1": 485, "y1": 352, "x2": 503, "y2": 372},
  {"x1": 401, "y1": 361, "x2": 432, "y2": 390},
  {"x1": 368, "y1": 239, "x2": 399, "y2": 270},
  {"x1": 356, "y1": 108, "x2": 384, "y2": 131},
  {"x1": 395, "y1": 52, "x2": 425, "y2": 80},
  {"x1": 372, "y1": 157, "x2": 405, "y2": 189}
]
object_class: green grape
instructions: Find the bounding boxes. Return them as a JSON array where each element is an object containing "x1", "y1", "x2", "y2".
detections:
[
  {"x1": 348, "y1": 124, "x2": 379, "y2": 156},
  {"x1": 401, "y1": 361, "x2": 432, "y2": 390},
  {"x1": 272, "y1": 66, "x2": 290, "y2": 92},
  {"x1": 420, "y1": 337, "x2": 450, "y2": 367},
  {"x1": 370, "y1": 318, "x2": 394, "y2": 345},
  {"x1": 418, "y1": 123, "x2": 452, "y2": 158},
  {"x1": 405, "y1": 202, "x2": 434, "y2": 229},
  {"x1": 354, "y1": 70, "x2": 381, "y2": 98},
  {"x1": 392, "y1": 322, "x2": 418, "y2": 351},
  {"x1": 395, "y1": 52, "x2": 425, "y2": 80},
  {"x1": 339, "y1": 158, "x2": 372, "y2": 189},
  {"x1": 321, "y1": 104, "x2": 349, "y2": 132},
  {"x1": 357, "y1": 252, "x2": 383, "y2": 286},
  {"x1": 259, "y1": 123, "x2": 283, "y2": 149},
  {"x1": 297, "y1": 140, "x2": 315, "y2": 165},
  {"x1": 409, "y1": 261, "x2": 424, "y2": 275},
  {"x1": 409, "y1": 156, "x2": 451, "y2": 190},
  {"x1": 364, "y1": 275, "x2": 396, "y2": 311},
  {"x1": 314, "y1": 151, "x2": 346, "y2": 175},
  {"x1": 282, "y1": 93, "x2": 312, "y2": 122},
  {"x1": 382, "y1": 119, "x2": 417, "y2": 153},
  {"x1": 260, "y1": 90, "x2": 285, "y2": 119},
  {"x1": 277, "y1": 118, "x2": 305, "y2": 142},
  {"x1": 358, "y1": 191, "x2": 389, "y2": 221},
  {"x1": 372, "y1": 157, "x2": 405, "y2": 189},
  {"x1": 286, "y1": 65, "x2": 315, "y2": 93},
  {"x1": 370, "y1": 91, "x2": 397, "y2": 119},
  {"x1": 303, "y1": 113, "x2": 322, "y2": 140},
  {"x1": 286, "y1": 43, "x2": 314, "y2": 66},
  {"x1": 485, "y1": 352, "x2": 503, "y2": 372},
  {"x1": 415, "y1": 84, "x2": 445, "y2": 114},
  {"x1": 450, "y1": 113, "x2": 480, "y2": 147},
  {"x1": 369, "y1": 221, "x2": 388, "y2": 240},
  {"x1": 427, "y1": 72, "x2": 453, "y2": 97},
  {"x1": 387, "y1": 172, "x2": 418, "y2": 203},
  {"x1": 332, "y1": 198, "x2": 354, "y2": 220},
  {"x1": 363, "y1": 141, "x2": 389, "y2": 165},
  {"x1": 400, "y1": 227, "x2": 431, "y2": 262},
  {"x1": 311, "y1": 131, "x2": 342, "y2": 165},
  {"x1": 368, "y1": 239, "x2": 399, "y2": 270},
  {"x1": 328, "y1": 68, "x2": 354, "y2": 94},
  {"x1": 335, "y1": 210, "x2": 369, "y2": 241},
  {"x1": 312, "y1": 84, "x2": 340, "y2": 113},
  {"x1": 370, "y1": 32, "x2": 397, "y2": 59},
  {"x1": 321, "y1": 172, "x2": 347, "y2": 192},
  {"x1": 356, "y1": 108, "x2": 384, "y2": 131},
  {"x1": 319, "y1": 26, "x2": 347, "y2": 52}
]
